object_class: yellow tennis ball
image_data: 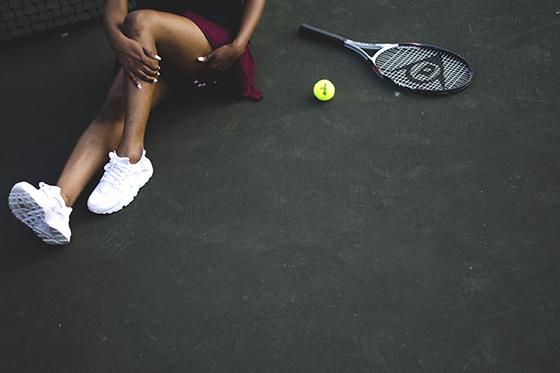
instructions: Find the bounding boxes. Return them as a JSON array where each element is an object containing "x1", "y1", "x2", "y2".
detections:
[{"x1": 313, "y1": 79, "x2": 335, "y2": 101}]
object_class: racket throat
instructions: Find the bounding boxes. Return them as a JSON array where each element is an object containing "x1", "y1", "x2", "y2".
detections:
[{"x1": 344, "y1": 41, "x2": 396, "y2": 60}]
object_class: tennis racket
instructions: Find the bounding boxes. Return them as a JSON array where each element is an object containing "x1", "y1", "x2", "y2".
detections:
[{"x1": 299, "y1": 23, "x2": 473, "y2": 95}]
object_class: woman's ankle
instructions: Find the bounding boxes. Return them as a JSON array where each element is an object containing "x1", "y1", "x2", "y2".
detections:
[
  {"x1": 115, "y1": 145, "x2": 144, "y2": 164},
  {"x1": 56, "y1": 186, "x2": 75, "y2": 208}
]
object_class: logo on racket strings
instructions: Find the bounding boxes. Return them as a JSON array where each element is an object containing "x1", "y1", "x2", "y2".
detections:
[
  {"x1": 402, "y1": 52, "x2": 446, "y2": 88},
  {"x1": 379, "y1": 50, "x2": 448, "y2": 89}
]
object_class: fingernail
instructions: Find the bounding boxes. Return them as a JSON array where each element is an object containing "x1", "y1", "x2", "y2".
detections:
[
  {"x1": 156, "y1": 71, "x2": 161, "y2": 76},
  {"x1": 136, "y1": 83, "x2": 142, "y2": 90},
  {"x1": 155, "y1": 55, "x2": 162, "y2": 61},
  {"x1": 153, "y1": 78, "x2": 158, "y2": 83},
  {"x1": 197, "y1": 56, "x2": 206, "y2": 62}
]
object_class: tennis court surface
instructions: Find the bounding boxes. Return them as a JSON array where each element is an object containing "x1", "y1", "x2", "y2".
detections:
[{"x1": 1, "y1": 0, "x2": 559, "y2": 372}]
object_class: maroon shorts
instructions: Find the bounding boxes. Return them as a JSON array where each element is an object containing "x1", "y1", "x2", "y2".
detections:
[{"x1": 182, "y1": 11, "x2": 263, "y2": 102}]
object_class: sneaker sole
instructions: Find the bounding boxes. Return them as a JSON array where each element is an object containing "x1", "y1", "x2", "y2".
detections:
[
  {"x1": 89, "y1": 169, "x2": 153, "y2": 215},
  {"x1": 8, "y1": 188, "x2": 70, "y2": 245}
]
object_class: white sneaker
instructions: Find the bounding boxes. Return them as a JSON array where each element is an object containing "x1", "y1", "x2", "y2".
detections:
[
  {"x1": 87, "y1": 150, "x2": 153, "y2": 214},
  {"x1": 8, "y1": 182, "x2": 72, "y2": 245}
]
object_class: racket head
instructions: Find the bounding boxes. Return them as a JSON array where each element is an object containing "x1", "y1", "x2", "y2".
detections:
[{"x1": 368, "y1": 43, "x2": 473, "y2": 94}]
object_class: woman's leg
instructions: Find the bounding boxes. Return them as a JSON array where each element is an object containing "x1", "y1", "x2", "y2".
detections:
[
  {"x1": 60, "y1": 10, "x2": 212, "y2": 208},
  {"x1": 56, "y1": 68, "x2": 168, "y2": 207},
  {"x1": 84, "y1": 11, "x2": 214, "y2": 215},
  {"x1": 113, "y1": 9, "x2": 213, "y2": 163},
  {"x1": 8, "y1": 68, "x2": 170, "y2": 245},
  {"x1": 9, "y1": 11, "x2": 213, "y2": 243}
]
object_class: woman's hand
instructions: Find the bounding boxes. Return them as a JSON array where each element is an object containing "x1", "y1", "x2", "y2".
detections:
[
  {"x1": 112, "y1": 35, "x2": 161, "y2": 89},
  {"x1": 197, "y1": 43, "x2": 245, "y2": 72}
]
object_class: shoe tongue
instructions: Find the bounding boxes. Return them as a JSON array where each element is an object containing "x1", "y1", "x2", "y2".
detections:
[{"x1": 100, "y1": 153, "x2": 132, "y2": 192}]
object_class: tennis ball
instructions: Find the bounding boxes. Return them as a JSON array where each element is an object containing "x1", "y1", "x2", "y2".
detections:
[{"x1": 313, "y1": 79, "x2": 335, "y2": 102}]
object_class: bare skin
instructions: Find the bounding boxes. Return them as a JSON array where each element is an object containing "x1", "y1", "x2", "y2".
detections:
[
  {"x1": 55, "y1": 68, "x2": 168, "y2": 207},
  {"x1": 55, "y1": 0, "x2": 266, "y2": 208},
  {"x1": 115, "y1": 10, "x2": 214, "y2": 162},
  {"x1": 56, "y1": 13, "x2": 212, "y2": 207}
]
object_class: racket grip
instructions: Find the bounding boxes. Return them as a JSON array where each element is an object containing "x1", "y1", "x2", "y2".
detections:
[{"x1": 299, "y1": 23, "x2": 346, "y2": 47}]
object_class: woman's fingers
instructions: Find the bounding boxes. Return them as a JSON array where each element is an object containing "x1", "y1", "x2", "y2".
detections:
[
  {"x1": 134, "y1": 64, "x2": 159, "y2": 83},
  {"x1": 127, "y1": 71, "x2": 143, "y2": 90},
  {"x1": 198, "y1": 46, "x2": 238, "y2": 72},
  {"x1": 140, "y1": 58, "x2": 160, "y2": 76},
  {"x1": 142, "y1": 48, "x2": 162, "y2": 71},
  {"x1": 143, "y1": 47, "x2": 162, "y2": 62},
  {"x1": 197, "y1": 50, "x2": 216, "y2": 64},
  {"x1": 197, "y1": 51, "x2": 226, "y2": 75},
  {"x1": 127, "y1": 60, "x2": 159, "y2": 85},
  {"x1": 127, "y1": 67, "x2": 158, "y2": 89},
  {"x1": 139, "y1": 64, "x2": 160, "y2": 81},
  {"x1": 116, "y1": 39, "x2": 162, "y2": 89}
]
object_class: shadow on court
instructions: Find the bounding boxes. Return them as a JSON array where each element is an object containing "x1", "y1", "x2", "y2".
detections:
[{"x1": 1, "y1": 0, "x2": 559, "y2": 372}]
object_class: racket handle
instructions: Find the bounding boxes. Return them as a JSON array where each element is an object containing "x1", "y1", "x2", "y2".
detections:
[{"x1": 299, "y1": 23, "x2": 346, "y2": 47}]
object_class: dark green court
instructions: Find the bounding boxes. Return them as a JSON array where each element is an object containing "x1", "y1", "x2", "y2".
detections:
[{"x1": 1, "y1": 0, "x2": 559, "y2": 371}]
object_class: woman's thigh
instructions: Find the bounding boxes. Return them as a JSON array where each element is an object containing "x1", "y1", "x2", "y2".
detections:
[{"x1": 125, "y1": 10, "x2": 213, "y2": 79}]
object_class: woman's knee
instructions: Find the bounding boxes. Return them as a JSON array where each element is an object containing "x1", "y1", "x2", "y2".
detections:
[{"x1": 123, "y1": 10, "x2": 158, "y2": 38}]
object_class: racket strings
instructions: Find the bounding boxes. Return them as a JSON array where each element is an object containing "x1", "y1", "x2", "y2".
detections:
[{"x1": 375, "y1": 46, "x2": 471, "y2": 92}]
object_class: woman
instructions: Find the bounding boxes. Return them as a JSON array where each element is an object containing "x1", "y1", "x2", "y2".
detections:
[{"x1": 8, "y1": 0, "x2": 266, "y2": 245}]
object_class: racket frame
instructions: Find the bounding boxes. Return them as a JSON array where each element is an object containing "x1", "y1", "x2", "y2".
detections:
[{"x1": 299, "y1": 23, "x2": 473, "y2": 95}]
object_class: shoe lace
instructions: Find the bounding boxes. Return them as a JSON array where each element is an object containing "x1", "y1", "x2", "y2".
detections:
[{"x1": 101, "y1": 153, "x2": 131, "y2": 188}]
